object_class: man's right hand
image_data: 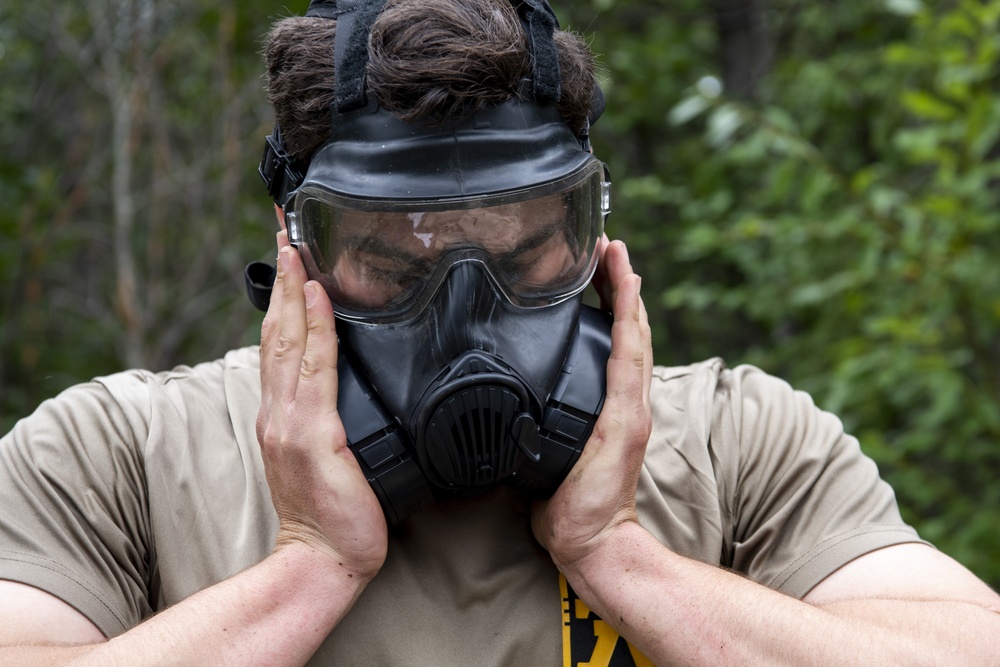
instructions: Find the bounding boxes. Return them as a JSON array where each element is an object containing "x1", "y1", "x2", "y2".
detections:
[{"x1": 256, "y1": 230, "x2": 388, "y2": 581}]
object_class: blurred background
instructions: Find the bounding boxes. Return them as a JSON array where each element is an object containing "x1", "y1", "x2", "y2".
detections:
[{"x1": 1, "y1": 0, "x2": 998, "y2": 587}]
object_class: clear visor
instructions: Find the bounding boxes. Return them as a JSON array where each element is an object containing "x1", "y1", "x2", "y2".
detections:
[{"x1": 287, "y1": 160, "x2": 610, "y2": 323}]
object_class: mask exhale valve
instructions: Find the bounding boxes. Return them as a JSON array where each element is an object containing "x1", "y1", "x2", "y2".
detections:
[{"x1": 416, "y1": 353, "x2": 541, "y2": 489}]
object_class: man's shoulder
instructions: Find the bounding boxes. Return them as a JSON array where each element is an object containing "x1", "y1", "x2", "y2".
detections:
[
  {"x1": 644, "y1": 357, "x2": 806, "y2": 495},
  {"x1": 649, "y1": 358, "x2": 728, "y2": 416},
  {"x1": 91, "y1": 346, "x2": 260, "y2": 405},
  {"x1": 651, "y1": 357, "x2": 726, "y2": 392},
  {"x1": 107, "y1": 345, "x2": 259, "y2": 383},
  {"x1": 650, "y1": 358, "x2": 801, "y2": 415},
  {"x1": 52, "y1": 346, "x2": 263, "y2": 455}
]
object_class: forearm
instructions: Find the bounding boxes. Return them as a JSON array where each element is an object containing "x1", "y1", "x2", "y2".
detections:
[
  {"x1": 562, "y1": 521, "x2": 1000, "y2": 666},
  {"x1": 1, "y1": 543, "x2": 368, "y2": 667}
]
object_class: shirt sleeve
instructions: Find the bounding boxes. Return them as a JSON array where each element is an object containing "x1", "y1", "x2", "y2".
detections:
[
  {"x1": 0, "y1": 375, "x2": 155, "y2": 637},
  {"x1": 713, "y1": 364, "x2": 925, "y2": 598}
]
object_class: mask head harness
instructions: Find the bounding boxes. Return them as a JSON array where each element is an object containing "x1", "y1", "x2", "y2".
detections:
[{"x1": 250, "y1": 0, "x2": 612, "y2": 524}]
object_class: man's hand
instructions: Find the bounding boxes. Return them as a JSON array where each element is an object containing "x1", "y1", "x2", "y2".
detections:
[
  {"x1": 257, "y1": 231, "x2": 388, "y2": 581},
  {"x1": 532, "y1": 237, "x2": 653, "y2": 568}
]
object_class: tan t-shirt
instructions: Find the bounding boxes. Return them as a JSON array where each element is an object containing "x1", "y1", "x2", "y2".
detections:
[{"x1": 0, "y1": 347, "x2": 921, "y2": 665}]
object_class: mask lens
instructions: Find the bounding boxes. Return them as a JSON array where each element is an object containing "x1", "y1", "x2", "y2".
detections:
[{"x1": 292, "y1": 160, "x2": 608, "y2": 322}]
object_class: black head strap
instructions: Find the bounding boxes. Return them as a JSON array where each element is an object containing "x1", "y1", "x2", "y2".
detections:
[
  {"x1": 513, "y1": 0, "x2": 562, "y2": 104},
  {"x1": 322, "y1": 0, "x2": 562, "y2": 111},
  {"x1": 317, "y1": 0, "x2": 389, "y2": 113},
  {"x1": 258, "y1": 124, "x2": 304, "y2": 207},
  {"x1": 305, "y1": 0, "x2": 341, "y2": 19},
  {"x1": 308, "y1": 0, "x2": 571, "y2": 116}
]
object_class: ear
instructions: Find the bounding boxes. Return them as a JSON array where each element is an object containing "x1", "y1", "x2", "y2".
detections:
[{"x1": 274, "y1": 204, "x2": 287, "y2": 231}]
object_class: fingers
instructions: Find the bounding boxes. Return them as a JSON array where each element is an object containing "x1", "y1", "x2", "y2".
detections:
[
  {"x1": 298, "y1": 281, "x2": 341, "y2": 429},
  {"x1": 259, "y1": 231, "x2": 293, "y2": 384},
  {"x1": 259, "y1": 233, "x2": 338, "y2": 440},
  {"x1": 605, "y1": 275, "x2": 645, "y2": 416},
  {"x1": 273, "y1": 244, "x2": 310, "y2": 398},
  {"x1": 591, "y1": 236, "x2": 633, "y2": 312},
  {"x1": 530, "y1": 242, "x2": 652, "y2": 562},
  {"x1": 254, "y1": 231, "x2": 386, "y2": 574},
  {"x1": 597, "y1": 240, "x2": 653, "y2": 457},
  {"x1": 591, "y1": 234, "x2": 612, "y2": 310},
  {"x1": 638, "y1": 280, "x2": 653, "y2": 410}
]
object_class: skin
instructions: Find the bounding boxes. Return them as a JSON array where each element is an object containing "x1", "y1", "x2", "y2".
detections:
[
  {"x1": 326, "y1": 194, "x2": 584, "y2": 311},
  {"x1": 0, "y1": 219, "x2": 998, "y2": 665}
]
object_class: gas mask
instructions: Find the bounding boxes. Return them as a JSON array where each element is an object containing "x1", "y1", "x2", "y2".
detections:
[{"x1": 247, "y1": 0, "x2": 612, "y2": 524}]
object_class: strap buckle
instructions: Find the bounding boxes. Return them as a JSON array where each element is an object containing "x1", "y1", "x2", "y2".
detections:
[{"x1": 258, "y1": 126, "x2": 304, "y2": 207}]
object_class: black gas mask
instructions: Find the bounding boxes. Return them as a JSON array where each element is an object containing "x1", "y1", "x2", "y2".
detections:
[{"x1": 248, "y1": 0, "x2": 612, "y2": 524}]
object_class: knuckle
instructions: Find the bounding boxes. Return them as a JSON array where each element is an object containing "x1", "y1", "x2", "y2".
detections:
[
  {"x1": 306, "y1": 315, "x2": 333, "y2": 339},
  {"x1": 299, "y1": 352, "x2": 325, "y2": 381},
  {"x1": 255, "y1": 412, "x2": 266, "y2": 441},
  {"x1": 629, "y1": 413, "x2": 653, "y2": 444},
  {"x1": 257, "y1": 414, "x2": 307, "y2": 457},
  {"x1": 260, "y1": 314, "x2": 279, "y2": 343},
  {"x1": 281, "y1": 266, "x2": 300, "y2": 296},
  {"x1": 273, "y1": 333, "x2": 297, "y2": 359},
  {"x1": 256, "y1": 415, "x2": 278, "y2": 450},
  {"x1": 276, "y1": 430, "x2": 299, "y2": 453}
]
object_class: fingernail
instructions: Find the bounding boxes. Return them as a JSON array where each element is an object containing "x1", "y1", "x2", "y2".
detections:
[
  {"x1": 278, "y1": 247, "x2": 290, "y2": 277},
  {"x1": 304, "y1": 282, "x2": 317, "y2": 308}
]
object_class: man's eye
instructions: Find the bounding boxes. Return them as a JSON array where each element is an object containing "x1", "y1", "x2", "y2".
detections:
[
  {"x1": 501, "y1": 241, "x2": 559, "y2": 274},
  {"x1": 496, "y1": 255, "x2": 532, "y2": 278},
  {"x1": 364, "y1": 263, "x2": 424, "y2": 288},
  {"x1": 500, "y1": 255, "x2": 558, "y2": 286}
]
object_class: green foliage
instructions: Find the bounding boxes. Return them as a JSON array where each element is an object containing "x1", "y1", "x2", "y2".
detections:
[
  {"x1": 572, "y1": 0, "x2": 1000, "y2": 587},
  {"x1": 0, "y1": 0, "x2": 287, "y2": 432}
]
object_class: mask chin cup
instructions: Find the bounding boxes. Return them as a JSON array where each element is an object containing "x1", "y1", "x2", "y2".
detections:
[{"x1": 413, "y1": 352, "x2": 542, "y2": 490}]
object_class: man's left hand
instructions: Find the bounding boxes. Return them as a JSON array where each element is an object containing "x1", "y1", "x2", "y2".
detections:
[{"x1": 531, "y1": 237, "x2": 653, "y2": 569}]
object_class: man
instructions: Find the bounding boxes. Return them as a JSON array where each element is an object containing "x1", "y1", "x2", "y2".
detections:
[{"x1": 1, "y1": 0, "x2": 998, "y2": 665}]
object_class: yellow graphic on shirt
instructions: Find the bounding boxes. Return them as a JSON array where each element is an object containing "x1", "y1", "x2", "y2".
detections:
[{"x1": 560, "y1": 573, "x2": 655, "y2": 667}]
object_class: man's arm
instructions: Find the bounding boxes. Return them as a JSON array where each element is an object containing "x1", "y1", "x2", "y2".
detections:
[
  {"x1": 0, "y1": 543, "x2": 367, "y2": 666},
  {"x1": 534, "y1": 239, "x2": 1000, "y2": 665},
  {"x1": 564, "y1": 524, "x2": 999, "y2": 666},
  {"x1": 0, "y1": 231, "x2": 388, "y2": 665},
  {"x1": 0, "y1": 580, "x2": 105, "y2": 648}
]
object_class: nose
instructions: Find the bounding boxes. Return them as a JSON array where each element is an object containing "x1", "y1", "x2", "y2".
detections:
[{"x1": 426, "y1": 259, "x2": 507, "y2": 360}]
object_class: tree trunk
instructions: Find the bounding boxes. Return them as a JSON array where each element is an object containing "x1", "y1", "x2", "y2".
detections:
[{"x1": 714, "y1": 0, "x2": 772, "y2": 100}]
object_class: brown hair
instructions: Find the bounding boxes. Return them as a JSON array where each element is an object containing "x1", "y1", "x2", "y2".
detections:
[{"x1": 265, "y1": 0, "x2": 598, "y2": 163}]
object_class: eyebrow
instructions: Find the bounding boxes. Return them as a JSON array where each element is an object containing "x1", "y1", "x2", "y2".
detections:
[
  {"x1": 499, "y1": 221, "x2": 569, "y2": 262},
  {"x1": 352, "y1": 236, "x2": 433, "y2": 271},
  {"x1": 350, "y1": 217, "x2": 568, "y2": 265}
]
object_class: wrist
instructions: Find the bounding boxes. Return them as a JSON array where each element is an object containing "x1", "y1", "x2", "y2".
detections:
[
  {"x1": 557, "y1": 520, "x2": 666, "y2": 604},
  {"x1": 274, "y1": 523, "x2": 386, "y2": 584},
  {"x1": 272, "y1": 537, "x2": 380, "y2": 598}
]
